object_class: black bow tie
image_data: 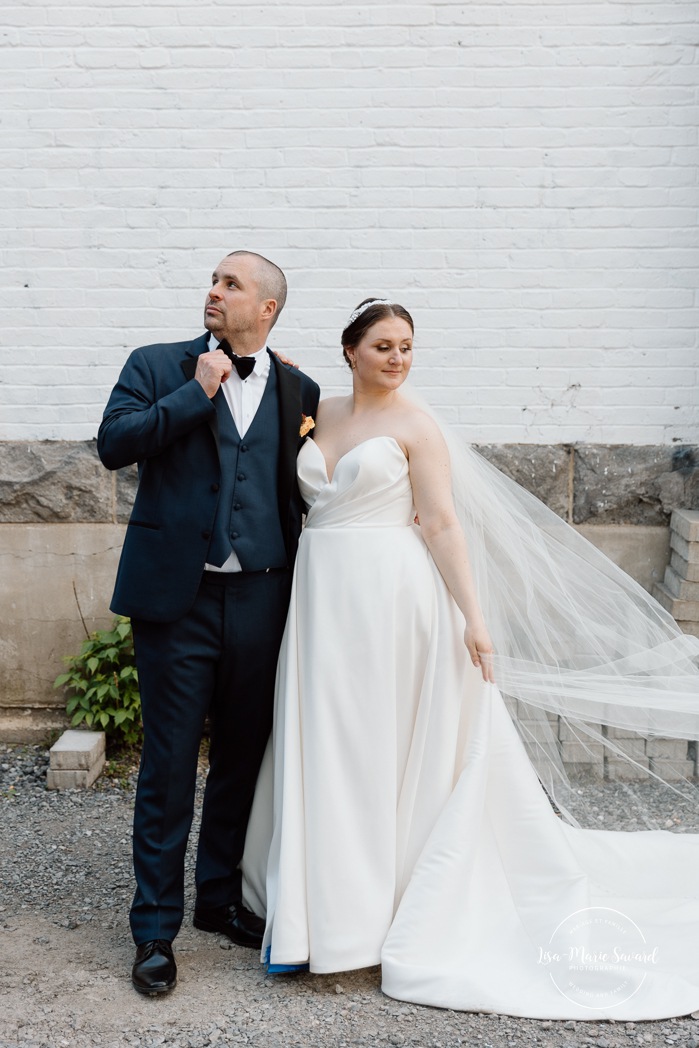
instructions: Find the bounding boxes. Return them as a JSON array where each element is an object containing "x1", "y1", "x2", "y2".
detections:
[{"x1": 218, "y1": 340, "x2": 255, "y2": 380}]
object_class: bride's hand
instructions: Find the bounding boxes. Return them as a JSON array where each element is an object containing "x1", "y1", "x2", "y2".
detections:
[
  {"x1": 273, "y1": 351, "x2": 299, "y2": 369},
  {"x1": 464, "y1": 625, "x2": 495, "y2": 684}
]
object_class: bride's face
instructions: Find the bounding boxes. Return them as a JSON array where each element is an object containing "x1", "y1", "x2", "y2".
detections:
[{"x1": 348, "y1": 317, "x2": 413, "y2": 390}]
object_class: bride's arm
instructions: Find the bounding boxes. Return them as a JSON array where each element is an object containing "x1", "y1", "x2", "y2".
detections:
[{"x1": 406, "y1": 414, "x2": 495, "y2": 683}]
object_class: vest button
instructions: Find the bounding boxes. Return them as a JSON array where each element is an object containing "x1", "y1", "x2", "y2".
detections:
[
  {"x1": 237, "y1": 473, "x2": 245, "y2": 481},
  {"x1": 202, "y1": 530, "x2": 211, "y2": 540},
  {"x1": 233, "y1": 503, "x2": 241, "y2": 511},
  {"x1": 241, "y1": 445, "x2": 249, "y2": 452},
  {"x1": 211, "y1": 483, "x2": 220, "y2": 493},
  {"x1": 231, "y1": 532, "x2": 239, "y2": 540}
]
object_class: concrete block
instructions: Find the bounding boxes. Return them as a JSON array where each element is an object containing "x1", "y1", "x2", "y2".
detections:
[
  {"x1": 649, "y1": 759, "x2": 696, "y2": 782},
  {"x1": 678, "y1": 620, "x2": 699, "y2": 639},
  {"x1": 511, "y1": 700, "x2": 557, "y2": 724},
  {"x1": 664, "y1": 565, "x2": 699, "y2": 601},
  {"x1": 519, "y1": 721, "x2": 561, "y2": 754},
  {"x1": 645, "y1": 737, "x2": 691, "y2": 760},
  {"x1": 49, "y1": 729, "x2": 105, "y2": 770},
  {"x1": 516, "y1": 721, "x2": 558, "y2": 745},
  {"x1": 47, "y1": 762, "x2": 103, "y2": 790},
  {"x1": 671, "y1": 509, "x2": 699, "y2": 544},
  {"x1": 671, "y1": 531, "x2": 699, "y2": 565},
  {"x1": 575, "y1": 524, "x2": 669, "y2": 594},
  {"x1": 558, "y1": 720, "x2": 602, "y2": 742},
  {"x1": 605, "y1": 737, "x2": 646, "y2": 760},
  {"x1": 606, "y1": 726, "x2": 646, "y2": 740},
  {"x1": 671, "y1": 549, "x2": 699, "y2": 583},
  {"x1": 560, "y1": 741, "x2": 605, "y2": 763},
  {"x1": 652, "y1": 581, "x2": 699, "y2": 622},
  {"x1": 605, "y1": 759, "x2": 651, "y2": 782}
]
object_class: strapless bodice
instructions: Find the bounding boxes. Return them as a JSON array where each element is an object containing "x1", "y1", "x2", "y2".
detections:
[{"x1": 298, "y1": 436, "x2": 415, "y2": 529}]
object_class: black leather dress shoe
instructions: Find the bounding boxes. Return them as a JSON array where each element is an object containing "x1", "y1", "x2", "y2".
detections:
[
  {"x1": 193, "y1": 903, "x2": 265, "y2": 948},
  {"x1": 132, "y1": 939, "x2": 177, "y2": 995}
]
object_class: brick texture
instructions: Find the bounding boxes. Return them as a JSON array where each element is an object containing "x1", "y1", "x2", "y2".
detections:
[{"x1": 0, "y1": 2, "x2": 698, "y2": 444}]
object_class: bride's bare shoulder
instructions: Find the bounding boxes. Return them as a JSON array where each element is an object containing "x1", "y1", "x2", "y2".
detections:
[
  {"x1": 316, "y1": 396, "x2": 350, "y2": 425},
  {"x1": 395, "y1": 398, "x2": 444, "y2": 443}
]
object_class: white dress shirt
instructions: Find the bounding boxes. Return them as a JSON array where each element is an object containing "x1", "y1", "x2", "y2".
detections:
[{"x1": 204, "y1": 336, "x2": 271, "y2": 573}]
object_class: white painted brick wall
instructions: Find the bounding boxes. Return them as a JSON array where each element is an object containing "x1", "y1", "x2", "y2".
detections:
[{"x1": 1, "y1": 1, "x2": 697, "y2": 443}]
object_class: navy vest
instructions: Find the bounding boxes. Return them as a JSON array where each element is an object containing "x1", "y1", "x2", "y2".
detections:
[{"x1": 206, "y1": 360, "x2": 288, "y2": 571}]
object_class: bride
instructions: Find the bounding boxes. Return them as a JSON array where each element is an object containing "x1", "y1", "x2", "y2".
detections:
[{"x1": 242, "y1": 298, "x2": 699, "y2": 1021}]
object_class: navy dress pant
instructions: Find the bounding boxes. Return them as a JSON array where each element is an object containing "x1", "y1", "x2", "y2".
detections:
[{"x1": 129, "y1": 567, "x2": 292, "y2": 945}]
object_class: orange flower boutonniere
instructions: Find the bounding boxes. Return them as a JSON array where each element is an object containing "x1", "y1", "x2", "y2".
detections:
[{"x1": 299, "y1": 414, "x2": 316, "y2": 438}]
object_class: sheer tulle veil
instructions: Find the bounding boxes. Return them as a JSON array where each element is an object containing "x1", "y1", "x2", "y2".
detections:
[{"x1": 403, "y1": 385, "x2": 699, "y2": 826}]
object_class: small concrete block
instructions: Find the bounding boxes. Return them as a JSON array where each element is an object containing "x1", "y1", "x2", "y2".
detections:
[
  {"x1": 606, "y1": 737, "x2": 647, "y2": 760},
  {"x1": 605, "y1": 759, "x2": 651, "y2": 782},
  {"x1": 671, "y1": 549, "x2": 699, "y2": 583},
  {"x1": 670, "y1": 509, "x2": 699, "y2": 544},
  {"x1": 512, "y1": 701, "x2": 558, "y2": 726},
  {"x1": 678, "y1": 620, "x2": 699, "y2": 639},
  {"x1": 670, "y1": 531, "x2": 699, "y2": 565},
  {"x1": 49, "y1": 730, "x2": 106, "y2": 770},
  {"x1": 558, "y1": 720, "x2": 602, "y2": 742},
  {"x1": 47, "y1": 762, "x2": 103, "y2": 790},
  {"x1": 560, "y1": 741, "x2": 605, "y2": 763},
  {"x1": 513, "y1": 699, "x2": 539, "y2": 718},
  {"x1": 649, "y1": 758, "x2": 696, "y2": 782},
  {"x1": 652, "y1": 582, "x2": 699, "y2": 622},
  {"x1": 606, "y1": 726, "x2": 646, "y2": 740},
  {"x1": 664, "y1": 565, "x2": 699, "y2": 601},
  {"x1": 517, "y1": 721, "x2": 558, "y2": 745},
  {"x1": 645, "y1": 737, "x2": 690, "y2": 760}
]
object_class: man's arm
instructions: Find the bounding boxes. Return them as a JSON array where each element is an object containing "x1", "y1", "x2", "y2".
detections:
[{"x1": 97, "y1": 347, "x2": 218, "y2": 471}]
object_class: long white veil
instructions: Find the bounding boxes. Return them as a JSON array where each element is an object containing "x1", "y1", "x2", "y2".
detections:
[{"x1": 406, "y1": 387, "x2": 699, "y2": 826}]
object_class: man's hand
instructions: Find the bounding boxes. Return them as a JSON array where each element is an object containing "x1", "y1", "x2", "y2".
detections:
[{"x1": 195, "y1": 351, "x2": 233, "y2": 398}]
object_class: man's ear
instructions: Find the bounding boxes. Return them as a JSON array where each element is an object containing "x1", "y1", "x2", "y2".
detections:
[{"x1": 261, "y1": 299, "x2": 277, "y2": 322}]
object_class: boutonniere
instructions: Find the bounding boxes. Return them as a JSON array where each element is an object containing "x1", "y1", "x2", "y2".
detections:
[{"x1": 299, "y1": 414, "x2": 315, "y2": 438}]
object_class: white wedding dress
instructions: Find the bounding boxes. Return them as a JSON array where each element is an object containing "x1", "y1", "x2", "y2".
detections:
[{"x1": 242, "y1": 434, "x2": 699, "y2": 1021}]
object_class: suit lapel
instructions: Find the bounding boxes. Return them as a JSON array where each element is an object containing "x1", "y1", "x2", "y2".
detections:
[
  {"x1": 180, "y1": 333, "x2": 220, "y2": 458},
  {"x1": 178, "y1": 342, "x2": 301, "y2": 523},
  {"x1": 179, "y1": 332, "x2": 209, "y2": 380},
  {"x1": 272, "y1": 354, "x2": 302, "y2": 531}
]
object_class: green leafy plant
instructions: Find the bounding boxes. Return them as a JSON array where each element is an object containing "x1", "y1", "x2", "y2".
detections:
[{"x1": 54, "y1": 616, "x2": 142, "y2": 745}]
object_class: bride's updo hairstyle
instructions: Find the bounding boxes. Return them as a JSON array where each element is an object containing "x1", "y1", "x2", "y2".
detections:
[{"x1": 341, "y1": 298, "x2": 414, "y2": 369}]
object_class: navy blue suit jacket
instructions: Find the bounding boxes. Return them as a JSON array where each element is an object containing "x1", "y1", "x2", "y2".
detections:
[{"x1": 97, "y1": 333, "x2": 320, "y2": 623}]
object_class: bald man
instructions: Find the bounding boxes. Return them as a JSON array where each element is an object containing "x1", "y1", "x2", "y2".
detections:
[{"x1": 98, "y1": 252, "x2": 320, "y2": 994}]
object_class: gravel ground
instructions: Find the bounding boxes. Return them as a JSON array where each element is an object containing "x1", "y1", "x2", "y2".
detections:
[{"x1": 1, "y1": 743, "x2": 698, "y2": 1048}]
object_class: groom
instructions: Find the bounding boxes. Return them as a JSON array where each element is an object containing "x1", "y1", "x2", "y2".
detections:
[{"x1": 97, "y1": 251, "x2": 320, "y2": 995}]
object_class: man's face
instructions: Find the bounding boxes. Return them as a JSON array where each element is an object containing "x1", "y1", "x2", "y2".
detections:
[{"x1": 204, "y1": 255, "x2": 266, "y2": 342}]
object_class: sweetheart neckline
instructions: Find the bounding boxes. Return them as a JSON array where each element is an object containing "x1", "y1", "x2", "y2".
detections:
[{"x1": 305, "y1": 434, "x2": 405, "y2": 484}]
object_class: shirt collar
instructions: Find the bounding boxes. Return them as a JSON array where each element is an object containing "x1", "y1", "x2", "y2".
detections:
[{"x1": 208, "y1": 334, "x2": 270, "y2": 379}]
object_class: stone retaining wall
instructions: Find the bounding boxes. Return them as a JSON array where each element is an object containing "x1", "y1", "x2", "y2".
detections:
[
  {"x1": 2, "y1": 440, "x2": 697, "y2": 529},
  {"x1": 1, "y1": 441, "x2": 697, "y2": 774}
]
